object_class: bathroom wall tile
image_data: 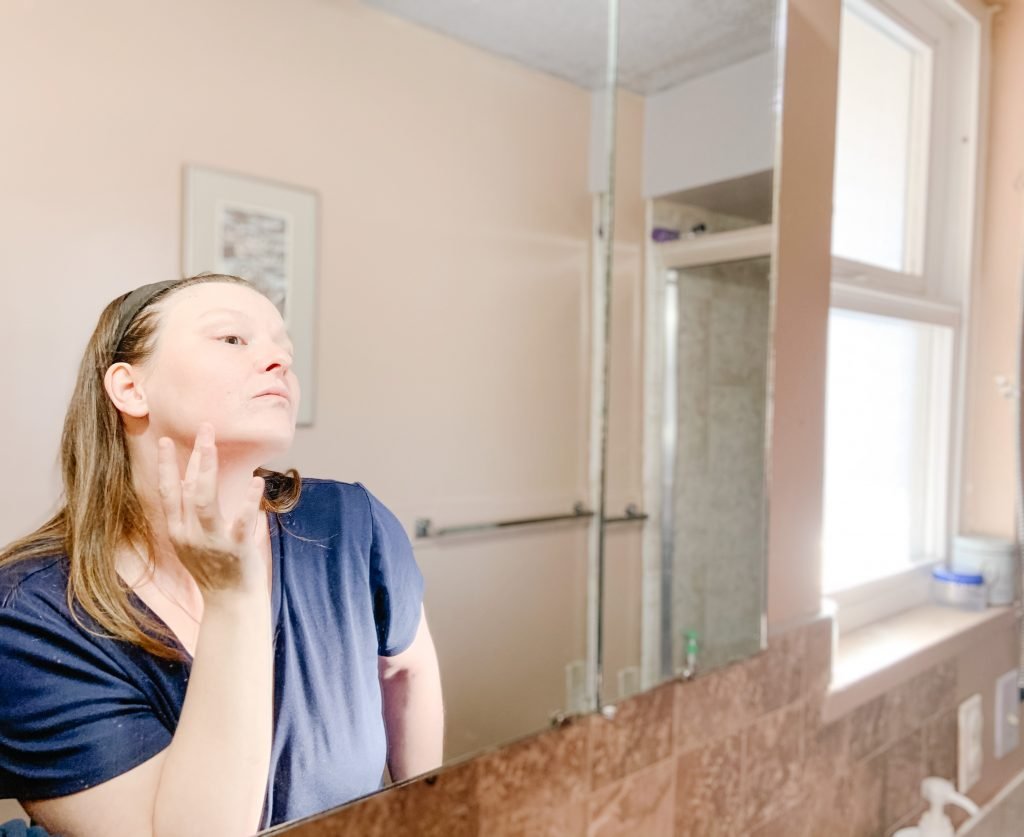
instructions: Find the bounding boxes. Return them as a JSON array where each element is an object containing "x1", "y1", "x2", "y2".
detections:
[
  {"x1": 848, "y1": 695, "x2": 891, "y2": 762},
  {"x1": 749, "y1": 799, "x2": 816, "y2": 837},
  {"x1": 476, "y1": 716, "x2": 590, "y2": 822},
  {"x1": 674, "y1": 660, "x2": 760, "y2": 753},
  {"x1": 277, "y1": 762, "x2": 480, "y2": 837},
  {"x1": 708, "y1": 279, "x2": 770, "y2": 387},
  {"x1": 674, "y1": 732, "x2": 745, "y2": 836},
  {"x1": 887, "y1": 803, "x2": 928, "y2": 837},
  {"x1": 393, "y1": 763, "x2": 480, "y2": 837},
  {"x1": 924, "y1": 708, "x2": 958, "y2": 783},
  {"x1": 480, "y1": 800, "x2": 587, "y2": 837},
  {"x1": 882, "y1": 730, "x2": 925, "y2": 829},
  {"x1": 807, "y1": 754, "x2": 885, "y2": 837},
  {"x1": 590, "y1": 683, "x2": 674, "y2": 790},
  {"x1": 677, "y1": 291, "x2": 711, "y2": 472},
  {"x1": 804, "y1": 701, "x2": 850, "y2": 780},
  {"x1": 886, "y1": 660, "x2": 958, "y2": 742},
  {"x1": 587, "y1": 758, "x2": 675, "y2": 837},
  {"x1": 674, "y1": 625, "x2": 804, "y2": 756},
  {"x1": 752, "y1": 626, "x2": 805, "y2": 715},
  {"x1": 801, "y1": 616, "x2": 834, "y2": 702},
  {"x1": 744, "y1": 702, "x2": 806, "y2": 829},
  {"x1": 707, "y1": 386, "x2": 767, "y2": 485}
]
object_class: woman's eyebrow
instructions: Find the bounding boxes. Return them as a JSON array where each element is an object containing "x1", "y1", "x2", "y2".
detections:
[{"x1": 198, "y1": 307, "x2": 292, "y2": 349}]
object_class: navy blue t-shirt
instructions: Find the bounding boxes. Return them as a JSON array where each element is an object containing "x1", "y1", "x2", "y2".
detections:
[{"x1": 0, "y1": 479, "x2": 425, "y2": 829}]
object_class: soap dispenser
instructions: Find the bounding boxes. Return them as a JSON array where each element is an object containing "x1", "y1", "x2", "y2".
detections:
[{"x1": 893, "y1": 777, "x2": 980, "y2": 837}]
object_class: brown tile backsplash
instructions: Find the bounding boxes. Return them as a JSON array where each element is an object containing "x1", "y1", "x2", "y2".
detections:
[
  {"x1": 743, "y1": 702, "x2": 806, "y2": 829},
  {"x1": 848, "y1": 695, "x2": 891, "y2": 762},
  {"x1": 590, "y1": 682, "x2": 675, "y2": 790},
  {"x1": 274, "y1": 616, "x2": 977, "y2": 837},
  {"x1": 882, "y1": 730, "x2": 925, "y2": 828},
  {"x1": 924, "y1": 708, "x2": 958, "y2": 784},
  {"x1": 674, "y1": 731, "x2": 745, "y2": 836},
  {"x1": 475, "y1": 716, "x2": 591, "y2": 821},
  {"x1": 588, "y1": 758, "x2": 675, "y2": 837},
  {"x1": 886, "y1": 661, "x2": 958, "y2": 743}
]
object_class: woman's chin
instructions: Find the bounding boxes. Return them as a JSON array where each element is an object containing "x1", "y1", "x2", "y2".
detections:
[{"x1": 216, "y1": 425, "x2": 296, "y2": 460}]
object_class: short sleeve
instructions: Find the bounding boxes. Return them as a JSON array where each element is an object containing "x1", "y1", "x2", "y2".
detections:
[
  {"x1": 0, "y1": 600, "x2": 172, "y2": 800},
  {"x1": 357, "y1": 484, "x2": 425, "y2": 657}
]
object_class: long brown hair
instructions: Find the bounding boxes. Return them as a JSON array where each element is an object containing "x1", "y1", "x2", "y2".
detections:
[{"x1": 0, "y1": 273, "x2": 301, "y2": 660}]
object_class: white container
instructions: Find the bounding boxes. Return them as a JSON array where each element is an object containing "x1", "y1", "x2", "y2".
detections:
[
  {"x1": 931, "y1": 567, "x2": 987, "y2": 611},
  {"x1": 952, "y1": 534, "x2": 1017, "y2": 606}
]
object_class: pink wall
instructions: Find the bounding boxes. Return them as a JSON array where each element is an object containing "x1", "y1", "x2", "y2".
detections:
[{"x1": 962, "y1": 0, "x2": 1024, "y2": 539}]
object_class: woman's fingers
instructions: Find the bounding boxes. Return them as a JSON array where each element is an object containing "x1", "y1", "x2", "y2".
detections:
[
  {"x1": 156, "y1": 437, "x2": 183, "y2": 537},
  {"x1": 180, "y1": 425, "x2": 204, "y2": 526},
  {"x1": 192, "y1": 424, "x2": 221, "y2": 534}
]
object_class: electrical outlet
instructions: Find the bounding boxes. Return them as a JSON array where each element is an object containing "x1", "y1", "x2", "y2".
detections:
[
  {"x1": 959, "y1": 693, "x2": 984, "y2": 792},
  {"x1": 994, "y1": 670, "x2": 1020, "y2": 759}
]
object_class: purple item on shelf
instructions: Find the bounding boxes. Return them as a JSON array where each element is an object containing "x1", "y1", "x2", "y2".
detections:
[{"x1": 651, "y1": 227, "x2": 681, "y2": 242}]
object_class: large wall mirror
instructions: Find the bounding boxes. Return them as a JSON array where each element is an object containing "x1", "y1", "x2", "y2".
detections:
[
  {"x1": 598, "y1": 0, "x2": 784, "y2": 705},
  {"x1": 1, "y1": 0, "x2": 616, "y2": 831}
]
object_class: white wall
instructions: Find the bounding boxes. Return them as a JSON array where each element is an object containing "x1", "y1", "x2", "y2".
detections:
[{"x1": 643, "y1": 52, "x2": 778, "y2": 198}]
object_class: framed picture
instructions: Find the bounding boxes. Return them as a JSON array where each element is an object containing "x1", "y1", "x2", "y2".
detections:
[{"x1": 183, "y1": 164, "x2": 318, "y2": 426}]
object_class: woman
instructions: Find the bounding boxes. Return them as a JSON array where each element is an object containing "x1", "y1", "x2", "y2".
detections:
[{"x1": 0, "y1": 274, "x2": 444, "y2": 836}]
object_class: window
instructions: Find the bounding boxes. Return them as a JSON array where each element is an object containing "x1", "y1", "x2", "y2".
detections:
[
  {"x1": 823, "y1": 310, "x2": 953, "y2": 593},
  {"x1": 831, "y1": 2, "x2": 932, "y2": 275},
  {"x1": 822, "y1": 0, "x2": 986, "y2": 629}
]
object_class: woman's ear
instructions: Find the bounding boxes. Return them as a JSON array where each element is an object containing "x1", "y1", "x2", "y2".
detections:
[{"x1": 104, "y1": 362, "x2": 149, "y2": 418}]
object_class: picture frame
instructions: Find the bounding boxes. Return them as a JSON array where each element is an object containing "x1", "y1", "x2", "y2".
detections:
[{"x1": 182, "y1": 164, "x2": 318, "y2": 426}]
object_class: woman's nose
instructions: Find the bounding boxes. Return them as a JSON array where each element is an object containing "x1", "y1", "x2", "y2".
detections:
[{"x1": 259, "y1": 342, "x2": 293, "y2": 374}]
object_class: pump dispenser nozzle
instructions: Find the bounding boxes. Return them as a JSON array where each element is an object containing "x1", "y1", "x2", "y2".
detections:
[{"x1": 893, "y1": 777, "x2": 980, "y2": 837}]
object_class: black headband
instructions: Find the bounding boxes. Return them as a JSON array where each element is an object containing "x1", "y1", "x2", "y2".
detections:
[{"x1": 111, "y1": 279, "x2": 179, "y2": 353}]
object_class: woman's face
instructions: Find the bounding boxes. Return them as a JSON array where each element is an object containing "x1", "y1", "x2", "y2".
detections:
[{"x1": 134, "y1": 282, "x2": 299, "y2": 457}]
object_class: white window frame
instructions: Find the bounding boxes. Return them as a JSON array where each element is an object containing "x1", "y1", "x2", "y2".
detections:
[{"x1": 825, "y1": 0, "x2": 991, "y2": 633}]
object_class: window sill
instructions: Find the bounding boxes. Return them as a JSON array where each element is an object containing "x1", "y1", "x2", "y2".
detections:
[{"x1": 822, "y1": 603, "x2": 1019, "y2": 723}]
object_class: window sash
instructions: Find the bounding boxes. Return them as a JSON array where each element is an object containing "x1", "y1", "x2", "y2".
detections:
[{"x1": 823, "y1": 289, "x2": 959, "y2": 596}]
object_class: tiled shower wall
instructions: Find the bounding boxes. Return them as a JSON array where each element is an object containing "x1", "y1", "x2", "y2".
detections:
[
  {"x1": 274, "y1": 616, "x2": 967, "y2": 836},
  {"x1": 673, "y1": 257, "x2": 770, "y2": 671}
]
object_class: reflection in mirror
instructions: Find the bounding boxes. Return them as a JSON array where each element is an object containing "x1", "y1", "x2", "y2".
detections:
[
  {"x1": 662, "y1": 253, "x2": 770, "y2": 676},
  {"x1": 0, "y1": 0, "x2": 616, "y2": 832},
  {"x1": 599, "y1": 0, "x2": 783, "y2": 704}
]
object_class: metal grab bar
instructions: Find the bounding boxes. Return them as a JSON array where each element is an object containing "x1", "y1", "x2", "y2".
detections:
[
  {"x1": 414, "y1": 503, "x2": 647, "y2": 539},
  {"x1": 416, "y1": 502, "x2": 592, "y2": 538},
  {"x1": 603, "y1": 503, "x2": 649, "y2": 525}
]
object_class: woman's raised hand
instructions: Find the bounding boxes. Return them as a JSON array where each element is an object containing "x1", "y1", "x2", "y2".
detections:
[{"x1": 157, "y1": 422, "x2": 267, "y2": 601}]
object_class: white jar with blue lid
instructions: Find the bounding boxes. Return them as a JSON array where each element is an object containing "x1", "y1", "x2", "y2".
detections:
[
  {"x1": 951, "y1": 534, "x2": 1017, "y2": 606},
  {"x1": 931, "y1": 566, "x2": 987, "y2": 611}
]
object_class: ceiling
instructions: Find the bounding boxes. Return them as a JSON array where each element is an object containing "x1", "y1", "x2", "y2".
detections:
[{"x1": 361, "y1": 0, "x2": 781, "y2": 95}]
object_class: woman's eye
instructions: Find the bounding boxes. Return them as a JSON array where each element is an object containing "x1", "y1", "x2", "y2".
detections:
[{"x1": 219, "y1": 335, "x2": 246, "y2": 346}]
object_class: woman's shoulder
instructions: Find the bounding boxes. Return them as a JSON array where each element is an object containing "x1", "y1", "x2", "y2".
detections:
[
  {"x1": 280, "y1": 479, "x2": 406, "y2": 546},
  {"x1": 0, "y1": 554, "x2": 67, "y2": 611},
  {"x1": 297, "y1": 476, "x2": 363, "y2": 492},
  {"x1": 293, "y1": 477, "x2": 379, "y2": 510}
]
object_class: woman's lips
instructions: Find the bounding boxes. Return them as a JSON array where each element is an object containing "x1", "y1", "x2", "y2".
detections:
[{"x1": 254, "y1": 391, "x2": 290, "y2": 402}]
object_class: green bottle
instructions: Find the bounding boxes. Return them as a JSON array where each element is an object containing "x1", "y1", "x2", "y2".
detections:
[{"x1": 684, "y1": 630, "x2": 699, "y2": 676}]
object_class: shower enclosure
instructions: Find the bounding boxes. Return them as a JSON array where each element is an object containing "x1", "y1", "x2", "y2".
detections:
[{"x1": 642, "y1": 224, "x2": 774, "y2": 688}]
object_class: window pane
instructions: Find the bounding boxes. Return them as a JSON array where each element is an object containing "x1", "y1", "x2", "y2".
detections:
[
  {"x1": 822, "y1": 309, "x2": 952, "y2": 593},
  {"x1": 832, "y1": 3, "x2": 931, "y2": 272}
]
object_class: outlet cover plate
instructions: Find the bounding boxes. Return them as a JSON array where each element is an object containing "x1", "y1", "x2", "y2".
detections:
[
  {"x1": 959, "y1": 693, "x2": 984, "y2": 792},
  {"x1": 994, "y1": 669, "x2": 1020, "y2": 759}
]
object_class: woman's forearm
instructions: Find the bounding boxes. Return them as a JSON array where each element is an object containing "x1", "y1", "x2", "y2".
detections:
[{"x1": 152, "y1": 594, "x2": 273, "y2": 837}]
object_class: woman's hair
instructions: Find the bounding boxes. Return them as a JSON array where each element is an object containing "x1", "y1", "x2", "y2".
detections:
[{"x1": 0, "y1": 273, "x2": 301, "y2": 660}]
